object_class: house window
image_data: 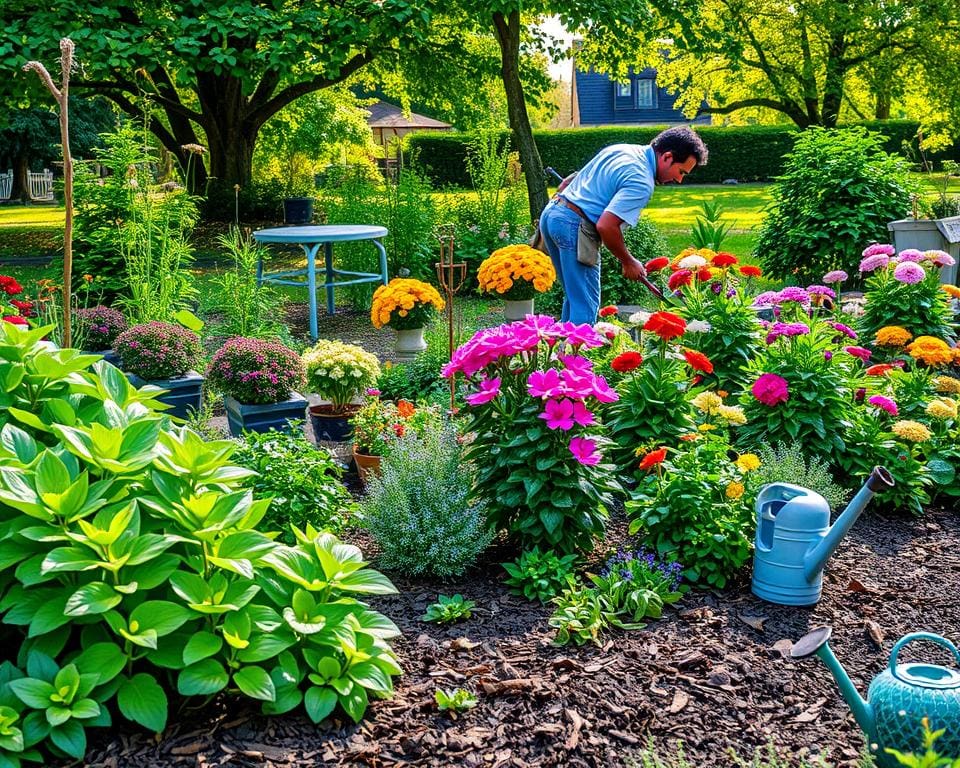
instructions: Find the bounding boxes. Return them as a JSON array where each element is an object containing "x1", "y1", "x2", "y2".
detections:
[
  {"x1": 637, "y1": 79, "x2": 656, "y2": 108},
  {"x1": 614, "y1": 80, "x2": 633, "y2": 111}
]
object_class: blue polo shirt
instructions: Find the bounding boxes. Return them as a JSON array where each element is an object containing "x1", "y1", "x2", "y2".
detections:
[{"x1": 560, "y1": 144, "x2": 656, "y2": 226}]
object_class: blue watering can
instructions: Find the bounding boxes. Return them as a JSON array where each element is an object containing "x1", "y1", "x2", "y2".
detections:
[
  {"x1": 752, "y1": 466, "x2": 894, "y2": 606},
  {"x1": 791, "y1": 626, "x2": 960, "y2": 766}
]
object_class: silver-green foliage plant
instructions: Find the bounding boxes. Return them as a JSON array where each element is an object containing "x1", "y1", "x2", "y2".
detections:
[
  {"x1": 0, "y1": 322, "x2": 401, "y2": 765},
  {"x1": 361, "y1": 425, "x2": 492, "y2": 578},
  {"x1": 755, "y1": 442, "x2": 850, "y2": 510}
]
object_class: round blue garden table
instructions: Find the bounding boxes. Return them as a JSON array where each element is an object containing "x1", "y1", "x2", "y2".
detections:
[{"x1": 252, "y1": 225, "x2": 389, "y2": 339}]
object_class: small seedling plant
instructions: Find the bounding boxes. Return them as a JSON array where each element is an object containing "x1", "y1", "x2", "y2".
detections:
[
  {"x1": 422, "y1": 595, "x2": 474, "y2": 624},
  {"x1": 435, "y1": 688, "x2": 478, "y2": 715},
  {"x1": 502, "y1": 548, "x2": 578, "y2": 603}
]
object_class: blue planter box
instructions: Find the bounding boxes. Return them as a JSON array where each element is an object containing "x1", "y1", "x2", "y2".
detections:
[
  {"x1": 94, "y1": 349, "x2": 121, "y2": 367},
  {"x1": 224, "y1": 393, "x2": 308, "y2": 437},
  {"x1": 126, "y1": 370, "x2": 204, "y2": 419}
]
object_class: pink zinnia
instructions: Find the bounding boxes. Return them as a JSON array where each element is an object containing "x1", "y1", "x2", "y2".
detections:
[
  {"x1": 752, "y1": 373, "x2": 790, "y2": 406},
  {"x1": 465, "y1": 377, "x2": 501, "y2": 406},
  {"x1": 868, "y1": 395, "x2": 898, "y2": 416},
  {"x1": 897, "y1": 249, "x2": 924, "y2": 263},
  {"x1": 859, "y1": 254, "x2": 890, "y2": 272},
  {"x1": 569, "y1": 437, "x2": 601, "y2": 466},
  {"x1": 893, "y1": 261, "x2": 926, "y2": 284},
  {"x1": 924, "y1": 250, "x2": 956, "y2": 267},
  {"x1": 823, "y1": 270, "x2": 848, "y2": 284},
  {"x1": 844, "y1": 346, "x2": 872, "y2": 362},
  {"x1": 862, "y1": 243, "x2": 896, "y2": 258}
]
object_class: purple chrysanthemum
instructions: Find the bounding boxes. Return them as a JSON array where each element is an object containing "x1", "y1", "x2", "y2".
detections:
[
  {"x1": 862, "y1": 243, "x2": 896, "y2": 258},
  {"x1": 806, "y1": 285, "x2": 836, "y2": 299},
  {"x1": 822, "y1": 270, "x2": 848, "y2": 284},
  {"x1": 776, "y1": 286, "x2": 811, "y2": 305},
  {"x1": 860, "y1": 254, "x2": 890, "y2": 272},
  {"x1": 897, "y1": 249, "x2": 925, "y2": 263},
  {"x1": 753, "y1": 291, "x2": 779, "y2": 307},
  {"x1": 893, "y1": 261, "x2": 926, "y2": 284}
]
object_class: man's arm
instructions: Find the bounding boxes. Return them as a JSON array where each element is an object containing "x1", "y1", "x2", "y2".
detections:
[{"x1": 596, "y1": 211, "x2": 647, "y2": 281}]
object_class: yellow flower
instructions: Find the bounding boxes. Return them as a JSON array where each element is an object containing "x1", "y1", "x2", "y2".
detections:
[
  {"x1": 934, "y1": 376, "x2": 960, "y2": 394},
  {"x1": 717, "y1": 405, "x2": 746, "y2": 425},
  {"x1": 370, "y1": 278, "x2": 444, "y2": 329},
  {"x1": 891, "y1": 420, "x2": 932, "y2": 443},
  {"x1": 725, "y1": 482, "x2": 745, "y2": 500},
  {"x1": 925, "y1": 398, "x2": 958, "y2": 420},
  {"x1": 905, "y1": 336, "x2": 953, "y2": 367},
  {"x1": 697, "y1": 423, "x2": 717, "y2": 432},
  {"x1": 477, "y1": 245, "x2": 555, "y2": 298},
  {"x1": 735, "y1": 453, "x2": 761, "y2": 472},
  {"x1": 943, "y1": 285, "x2": 960, "y2": 300},
  {"x1": 691, "y1": 391, "x2": 723, "y2": 414},
  {"x1": 873, "y1": 326, "x2": 913, "y2": 347}
]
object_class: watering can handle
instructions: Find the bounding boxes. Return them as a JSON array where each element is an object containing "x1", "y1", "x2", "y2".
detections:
[{"x1": 889, "y1": 632, "x2": 960, "y2": 676}]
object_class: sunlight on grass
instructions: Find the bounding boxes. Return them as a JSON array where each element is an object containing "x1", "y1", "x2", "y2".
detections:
[
  {"x1": 0, "y1": 206, "x2": 65, "y2": 228},
  {"x1": 644, "y1": 184, "x2": 772, "y2": 230}
]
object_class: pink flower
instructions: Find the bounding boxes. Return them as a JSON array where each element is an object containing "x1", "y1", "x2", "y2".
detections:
[
  {"x1": 527, "y1": 368, "x2": 564, "y2": 398},
  {"x1": 558, "y1": 322, "x2": 606, "y2": 349},
  {"x1": 897, "y1": 249, "x2": 924, "y2": 263},
  {"x1": 539, "y1": 398, "x2": 576, "y2": 430},
  {"x1": 893, "y1": 261, "x2": 926, "y2": 284},
  {"x1": 844, "y1": 346, "x2": 872, "y2": 362},
  {"x1": 569, "y1": 436, "x2": 601, "y2": 466},
  {"x1": 924, "y1": 250, "x2": 956, "y2": 267},
  {"x1": 859, "y1": 254, "x2": 890, "y2": 272},
  {"x1": 366, "y1": 388, "x2": 381, "y2": 396},
  {"x1": 572, "y1": 401, "x2": 596, "y2": 427},
  {"x1": 831, "y1": 322, "x2": 858, "y2": 340},
  {"x1": 862, "y1": 243, "x2": 896, "y2": 258},
  {"x1": 589, "y1": 375, "x2": 619, "y2": 404},
  {"x1": 752, "y1": 373, "x2": 790, "y2": 406},
  {"x1": 465, "y1": 377, "x2": 501, "y2": 406},
  {"x1": 868, "y1": 395, "x2": 898, "y2": 416},
  {"x1": 823, "y1": 270, "x2": 848, "y2": 284}
]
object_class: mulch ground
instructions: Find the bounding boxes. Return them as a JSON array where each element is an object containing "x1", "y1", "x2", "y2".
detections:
[{"x1": 78, "y1": 501, "x2": 960, "y2": 768}]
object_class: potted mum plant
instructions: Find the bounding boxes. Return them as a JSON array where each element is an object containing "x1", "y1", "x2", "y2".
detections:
[
  {"x1": 114, "y1": 321, "x2": 204, "y2": 418},
  {"x1": 74, "y1": 305, "x2": 127, "y2": 365},
  {"x1": 206, "y1": 336, "x2": 307, "y2": 436},
  {"x1": 370, "y1": 277, "x2": 445, "y2": 360},
  {"x1": 302, "y1": 339, "x2": 381, "y2": 441},
  {"x1": 477, "y1": 243, "x2": 556, "y2": 321}
]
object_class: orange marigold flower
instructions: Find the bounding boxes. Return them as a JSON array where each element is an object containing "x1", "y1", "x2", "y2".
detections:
[
  {"x1": 397, "y1": 399, "x2": 415, "y2": 418},
  {"x1": 638, "y1": 447, "x2": 668, "y2": 471}
]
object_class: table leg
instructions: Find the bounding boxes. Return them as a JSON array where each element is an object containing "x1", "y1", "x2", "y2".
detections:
[
  {"x1": 304, "y1": 243, "x2": 322, "y2": 340},
  {"x1": 373, "y1": 239, "x2": 388, "y2": 285},
  {"x1": 325, "y1": 242, "x2": 336, "y2": 316}
]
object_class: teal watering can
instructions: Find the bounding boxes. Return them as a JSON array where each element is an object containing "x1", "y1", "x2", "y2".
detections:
[
  {"x1": 752, "y1": 466, "x2": 894, "y2": 606},
  {"x1": 792, "y1": 626, "x2": 960, "y2": 766}
]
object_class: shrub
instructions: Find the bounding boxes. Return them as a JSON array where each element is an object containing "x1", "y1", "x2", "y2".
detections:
[
  {"x1": 754, "y1": 442, "x2": 849, "y2": 510},
  {"x1": 362, "y1": 425, "x2": 492, "y2": 578},
  {"x1": 231, "y1": 428, "x2": 356, "y2": 539},
  {"x1": 502, "y1": 548, "x2": 579, "y2": 604},
  {"x1": 302, "y1": 339, "x2": 380, "y2": 411},
  {"x1": 206, "y1": 337, "x2": 304, "y2": 404},
  {"x1": 73, "y1": 305, "x2": 128, "y2": 351},
  {"x1": 370, "y1": 278, "x2": 445, "y2": 330},
  {"x1": 602, "y1": 218, "x2": 670, "y2": 306},
  {"x1": 755, "y1": 127, "x2": 916, "y2": 283},
  {"x1": 114, "y1": 321, "x2": 202, "y2": 379}
]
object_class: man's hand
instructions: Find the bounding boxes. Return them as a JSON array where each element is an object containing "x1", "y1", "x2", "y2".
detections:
[{"x1": 621, "y1": 256, "x2": 647, "y2": 282}]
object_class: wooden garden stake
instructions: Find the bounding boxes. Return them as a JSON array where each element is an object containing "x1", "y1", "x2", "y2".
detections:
[
  {"x1": 435, "y1": 225, "x2": 466, "y2": 411},
  {"x1": 24, "y1": 39, "x2": 75, "y2": 347}
]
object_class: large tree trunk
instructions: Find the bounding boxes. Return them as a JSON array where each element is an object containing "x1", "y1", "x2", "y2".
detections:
[
  {"x1": 821, "y1": 31, "x2": 848, "y2": 128},
  {"x1": 874, "y1": 92, "x2": 891, "y2": 120},
  {"x1": 492, "y1": 10, "x2": 548, "y2": 223}
]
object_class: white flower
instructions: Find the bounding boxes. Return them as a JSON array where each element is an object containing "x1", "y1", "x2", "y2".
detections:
[
  {"x1": 627, "y1": 311, "x2": 651, "y2": 326},
  {"x1": 686, "y1": 319, "x2": 712, "y2": 333},
  {"x1": 841, "y1": 301, "x2": 865, "y2": 317},
  {"x1": 593, "y1": 321, "x2": 624, "y2": 337},
  {"x1": 678, "y1": 254, "x2": 708, "y2": 270},
  {"x1": 330, "y1": 367, "x2": 344, "y2": 380},
  {"x1": 352, "y1": 369, "x2": 363, "y2": 377}
]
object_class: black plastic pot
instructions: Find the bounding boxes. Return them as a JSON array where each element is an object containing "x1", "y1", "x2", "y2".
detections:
[{"x1": 283, "y1": 196, "x2": 314, "y2": 225}]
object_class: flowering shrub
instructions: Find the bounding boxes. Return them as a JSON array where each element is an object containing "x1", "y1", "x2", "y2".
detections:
[
  {"x1": 302, "y1": 339, "x2": 380, "y2": 411},
  {"x1": 477, "y1": 244, "x2": 556, "y2": 301},
  {"x1": 206, "y1": 336, "x2": 304, "y2": 404},
  {"x1": 114, "y1": 321, "x2": 202, "y2": 379},
  {"x1": 0, "y1": 274, "x2": 31, "y2": 327},
  {"x1": 350, "y1": 393, "x2": 442, "y2": 456},
  {"x1": 74, "y1": 305, "x2": 128, "y2": 351},
  {"x1": 370, "y1": 278, "x2": 445, "y2": 330},
  {"x1": 444, "y1": 316, "x2": 622, "y2": 554},
  {"x1": 857, "y1": 244, "x2": 955, "y2": 342}
]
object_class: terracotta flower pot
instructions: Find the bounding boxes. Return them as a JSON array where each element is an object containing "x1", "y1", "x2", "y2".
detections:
[{"x1": 352, "y1": 446, "x2": 382, "y2": 487}]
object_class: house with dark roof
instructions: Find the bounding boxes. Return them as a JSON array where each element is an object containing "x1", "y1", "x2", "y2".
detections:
[{"x1": 365, "y1": 101, "x2": 452, "y2": 156}]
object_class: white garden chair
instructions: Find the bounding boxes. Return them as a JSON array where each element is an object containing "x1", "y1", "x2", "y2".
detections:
[
  {"x1": 0, "y1": 170, "x2": 12, "y2": 202},
  {"x1": 28, "y1": 169, "x2": 54, "y2": 202}
]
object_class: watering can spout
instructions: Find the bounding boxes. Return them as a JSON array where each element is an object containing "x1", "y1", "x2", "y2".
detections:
[
  {"x1": 791, "y1": 628, "x2": 876, "y2": 743},
  {"x1": 802, "y1": 467, "x2": 894, "y2": 583}
]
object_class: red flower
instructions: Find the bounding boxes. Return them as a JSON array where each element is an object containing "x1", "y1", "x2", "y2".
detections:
[
  {"x1": 10, "y1": 299, "x2": 34, "y2": 317},
  {"x1": 645, "y1": 257, "x2": 670, "y2": 272},
  {"x1": 0, "y1": 276, "x2": 23, "y2": 296},
  {"x1": 696, "y1": 267, "x2": 714, "y2": 282},
  {"x1": 611, "y1": 351, "x2": 643, "y2": 372},
  {"x1": 667, "y1": 270, "x2": 693, "y2": 290},
  {"x1": 683, "y1": 348, "x2": 714, "y2": 374},
  {"x1": 712, "y1": 252, "x2": 738, "y2": 267},
  {"x1": 598, "y1": 305, "x2": 619, "y2": 317},
  {"x1": 3, "y1": 315, "x2": 28, "y2": 326},
  {"x1": 739, "y1": 265, "x2": 762, "y2": 278},
  {"x1": 865, "y1": 364, "x2": 893, "y2": 376},
  {"x1": 393, "y1": 423, "x2": 406, "y2": 437},
  {"x1": 397, "y1": 399, "x2": 415, "y2": 418},
  {"x1": 638, "y1": 447, "x2": 668, "y2": 471},
  {"x1": 643, "y1": 311, "x2": 687, "y2": 341}
]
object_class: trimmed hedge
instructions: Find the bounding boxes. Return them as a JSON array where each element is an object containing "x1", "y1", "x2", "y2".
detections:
[{"x1": 406, "y1": 120, "x2": 960, "y2": 187}]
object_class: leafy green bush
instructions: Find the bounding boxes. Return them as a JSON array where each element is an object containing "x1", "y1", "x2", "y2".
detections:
[
  {"x1": 230, "y1": 428, "x2": 356, "y2": 539},
  {"x1": 754, "y1": 442, "x2": 849, "y2": 510},
  {"x1": 502, "y1": 549, "x2": 579, "y2": 604},
  {"x1": 755, "y1": 127, "x2": 916, "y2": 283},
  {"x1": 0, "y1": 323, "x2": 402, "y2": 765},
  {"x1": 601, "y1": 218, "x2": 671, "y2": 306},
  {"x1": 362, "y1": 425, "x2": 492, "y2": 578},
  {"x1": 421, "y1": 594, "x2": 475, "y2": 624}
]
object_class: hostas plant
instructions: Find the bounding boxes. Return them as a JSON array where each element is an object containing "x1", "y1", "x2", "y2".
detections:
[{"x1": 0, "y1": 322, "x2": 401, "y2": 765}]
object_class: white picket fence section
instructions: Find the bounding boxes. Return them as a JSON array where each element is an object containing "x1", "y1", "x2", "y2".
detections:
[
  {"x1": 28, "y1": 169, "x2": 54, "y2": 202},
  {"x1": 0, "y1": 170, "x2": 12, "y2": 201}
]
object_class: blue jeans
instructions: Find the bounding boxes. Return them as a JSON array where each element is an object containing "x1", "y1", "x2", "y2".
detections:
[{"x1": 539, "y1": 200, "x2": 601, "y2": 324}]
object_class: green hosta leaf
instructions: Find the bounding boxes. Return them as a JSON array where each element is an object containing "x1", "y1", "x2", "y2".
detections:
[
  {"x1": 27, "y1": 593, "x2": 71, "y2": 637},
  {"x1": 346, "y1": 662, "x2": 392, "y2": 695},
  {"x1": 8, "y1": 678, "x2": 54, "y2": 709},
  {"x1": 236, "y1": 633, "x2": 295, "y2": 663},
  {"x1": 117, "y1": 674, "x2": 167, "y2": 733},
  {"x1": 232, "y1": 666, "x2": 275, "y2": 702},
  {"x1": 178, "y1": 660, "x2": 229, "y2": 696},
  {"x1": 336, "y1": 569, "x2": 397, "y2": 595},
  {"x1": 41, "y1": 547, "x2": 100, "y2": 574},
  {"x1": 129, "y1": 601, "x2": 192, "y2": 637},
  {"x1": 927, "y1": 458, "x2": 955, "y2": 486},
  {"x1": 338, "y1": 684, "x2": 369, "y2": 723},
  {"x1": 182, "y1": 632, "x2": 223, "y2": 666},
  {"x1": 64, "y1": 582, "x2": 121, "y2": 617},
  {"x1": 49, "y1": 718, "x2": 86, "y2": 759},
  {"x1": 34, "y1": 452, "x2": 71, "y2": 496},
  {"x1": 303, "y1": 686, "x2": 337, "y2": 724},
  {"x1": 262, "y1": 678, "x2": 301, "y2": 716},
  {"x1": 68, "y1": 698, "x2": 100, "y2": 720},
  {"x1": 0, "y1": 424, "x2": 37, "y2": 463},
  {"x1": 73, "y1": 643, "x2": 126, "y2": 685}
]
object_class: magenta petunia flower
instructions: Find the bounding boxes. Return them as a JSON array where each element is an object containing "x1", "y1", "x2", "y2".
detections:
[
  {"x1": 590, "y1": 375, "x2": 619, "y2": 404},
  {"x1": 844, "y1": 345, "x2": 872, "y2": 362},
  {"x1": 465, "y1": 377, "x2": 502, "y2": 406},
  {"x1": 822, "y1": 270, "x2": 848, "y2": 284},
  {"x1": 752, "y1": 373, "x2": 790, "y2": 406},
  {"x1": 868, "y1": 395, "x2": 898, "y2": 416},
  {"x1": 559, "y1": 322, "x2": 606, "y2": 349},
  {"x1": 571, "y1": 401, "x2": 597, "y2": 427},
  {"x1": 527, "y1": 368, "x2": 564, "y2": 398},
  {"x1": 539, "y1": 398, "x2": 576, "y2": 430},
  {"x1": 569, "y1": 436, "x2": 601, "y2": 466},
  {"x1": 893, "y1": 261, "x2": 926, "y2": 284}
]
